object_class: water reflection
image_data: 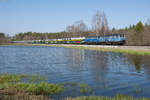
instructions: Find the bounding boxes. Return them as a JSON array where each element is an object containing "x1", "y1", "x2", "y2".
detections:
[
  {"x1": 127, "y1": 55, "x2": 142, "y2": 72},
  {"x1": 84, "y1": 51, "x2": 109, "y2": 88},
  {"x1": 0, "y1": 46, "x2": 150, "y2": 98},
  {"x1": 65, "y1": 48, "x2": 85, "y2": 72},
  {"x1": 127, "y1": 55, "x2": 150, "y2": 81}
]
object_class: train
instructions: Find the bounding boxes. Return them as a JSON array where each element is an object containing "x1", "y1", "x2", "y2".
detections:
[{"x1": 33, "y1": 33, "x2": 126, "y2": 45}]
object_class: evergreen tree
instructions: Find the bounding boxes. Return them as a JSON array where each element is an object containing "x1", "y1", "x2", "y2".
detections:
[
  {"x1": 0, "y1": 33, "x2": 5, "y2": 38},
  {"x1": 132, "y1": 24, "x2": 135, "y2": 29},
  {"x1": 133, "y1": 21, "x2": 144, "y2": 45},
  {"x1": 135, "y1": 21, "x2": 144, "y2": 34}
]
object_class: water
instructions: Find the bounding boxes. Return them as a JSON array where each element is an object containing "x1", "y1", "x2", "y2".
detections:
[{"x1": 0, "y1": 46, "x2": 150, "y2": 99}]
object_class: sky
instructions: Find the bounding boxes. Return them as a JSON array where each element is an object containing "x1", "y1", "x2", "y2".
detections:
[{"x1": 0, "y1": 0, "x2": 150, "y2": 36}]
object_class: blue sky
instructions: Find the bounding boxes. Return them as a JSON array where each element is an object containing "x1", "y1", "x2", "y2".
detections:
[{"x1": 0, "y1": 0, "x2": 150, "y2": 36}]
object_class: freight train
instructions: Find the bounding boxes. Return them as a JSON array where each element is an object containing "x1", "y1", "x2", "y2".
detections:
[{"x1": 33, "y1": 33, "x2": 126, "y2": 45}]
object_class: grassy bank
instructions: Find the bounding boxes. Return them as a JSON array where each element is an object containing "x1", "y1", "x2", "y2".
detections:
[
  {"x1": 32, "y1": 44, "x2": 150, "y2": 56},
  {"x1": 65, "y1": 46, "x2": 150, "y2": 56}
]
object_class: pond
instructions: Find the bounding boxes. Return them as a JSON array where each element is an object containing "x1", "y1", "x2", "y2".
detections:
[{"x1": 0, "y1": 46, "x2": 150, "y2": 99}]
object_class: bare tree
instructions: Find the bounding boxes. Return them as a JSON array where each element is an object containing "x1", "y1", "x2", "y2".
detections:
[
  {"x1": 101, "y1": 12, "x2": 109, "y2": 34},
  {"x1": 66, "y1": 25, "x2": 73, "y2": 33},
  {"x1": 75, "y1": 20, "x2": 88, "y2": 37},
  {"x1": 148, "y1": 19, "x2": 150, "y2": 25},
  {"x1": 45, "y1": 33, "x2": 48, "y2": 40},
  {"x1": 66, "y1": 20, "x2": 88, "y2": 37},
  {"x1": 92, "y1": 11, "x2": 101, "y2": 36},
  {"x1": 76, "y1": 20, "x2": 87, "y2": 32},
  {"x1": 92, "y1": 11, "x2": 109, "y2": 36}
]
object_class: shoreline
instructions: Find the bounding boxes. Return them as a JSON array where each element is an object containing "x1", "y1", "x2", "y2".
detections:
[
  {"x1": 31, "y1": 44, "x2": 150, "y2": 56},
  {"x1": 1, "y1": 43, "x2": 150, "y2": 55}
]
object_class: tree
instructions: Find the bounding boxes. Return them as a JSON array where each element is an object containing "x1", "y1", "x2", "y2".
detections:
[
  {"x1": 66, "y1": 20, "x2": 88, "y2": 37},
  {"x1": 111, "y1": 27, "x2": 116, "y2": 33},
  {"x1": 135, "y1": 21, "x2": 144, "y2": 34},
  {"x1": 0, "y1": 33, "x2": 9, "y2": 43},
  {"x1": 92, "y1": 11, "x2": 109, "y2": 36},
  {"x1": 74, "y1": 20, "x2": 88, "y2": 37},
  {"x1": 130, "y1": 21, "x2": 144, "y2": 45},
  {"x1": 0, "y1": 33, "x2": 5, "y2": 38},
  {"x1": 132, "y1": 24, "x2": 136, "y2": 29},
  {"x1": 92, "y1": 11, "x2": 101, "y2": 36},
  {"x1": 148, "y1": 19, "x2": 150, "y2": 25},
  {"x1": 75, "y1": 20, "x2": 87, "y2": 33},
  {"x1": 101, "y1": 12, "x2": 109, "y2": 34}
]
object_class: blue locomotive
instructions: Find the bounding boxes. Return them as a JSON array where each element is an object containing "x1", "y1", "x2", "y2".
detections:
[{"x1": 82, "y1": 34, "x2": 126, "y2": 45}]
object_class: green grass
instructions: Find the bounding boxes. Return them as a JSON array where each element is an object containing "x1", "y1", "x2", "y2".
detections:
[
  {"x1": 79, "y1": 83, "x2": 92, "y2": 94},
  {"x1": 63, "y1": 46, "x2": 150, "y2": 56},
  {"x1": 14, "y1": 82, "x2": 64, "y2": 95},
  {"x1": 0, "y1": 73, "x2": 64, "y2": 95}
]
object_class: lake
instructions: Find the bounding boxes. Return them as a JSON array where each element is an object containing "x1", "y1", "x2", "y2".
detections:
[{"x1": 0, "y1": 46, "x2": 150, "y2": 99}]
